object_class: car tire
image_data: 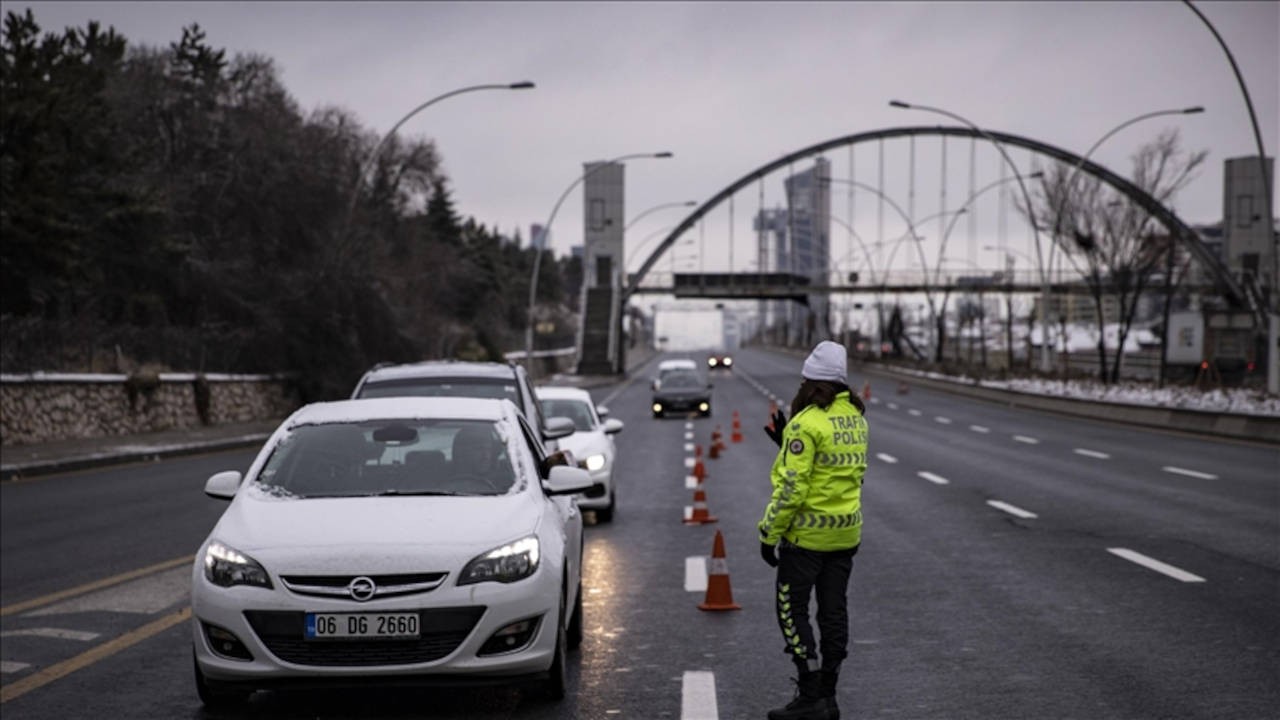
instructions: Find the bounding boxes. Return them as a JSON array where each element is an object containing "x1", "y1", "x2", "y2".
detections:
[
  {"x1": 567, "y1": 581, "x2": 584, "y2": 650},
  {"x1": 542, "y1": 588, "x2": 568, "y2": 701},
  {"x1": 194, "y1": 651, "x2": 251, "y2": 709},
  {"x1": 595, "y1": 490, "x2": 615, "y2": 523}
]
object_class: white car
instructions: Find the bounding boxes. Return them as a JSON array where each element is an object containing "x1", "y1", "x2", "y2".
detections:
[
  {"x1": 651, "y1": 358, "x2": 699, "y2": 390},
  {"x1": 535, "y1": 386, "x2": 624, "y2": 522},
  {"x1": 191, "y1": 397, "x2": 596, "y2": 707}
]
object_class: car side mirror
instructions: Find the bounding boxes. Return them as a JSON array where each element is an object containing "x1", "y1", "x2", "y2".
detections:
[
  {"x1": 595, "y1": 404, "x2": 610, "y2": 418},
  {"x1": 603, "y1": 418, "x2": 624, "y2": 435},
  {"x1": 204, "y1": 470, "x2": 242, "y2": 500},
  {"x1": 543, "y1": 416, "x2": 575, "y2": 441},
  {"x1": 544, "y1": 465, "x2": 594, "y2": 495}
]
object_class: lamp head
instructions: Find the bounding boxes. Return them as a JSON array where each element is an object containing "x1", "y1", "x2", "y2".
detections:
[
  {"x1": 1029, "y1": 171, "x2": 1045, "y2": 179},
  {"x1": 1182, "y1": 106, "x2": 1204, "y2": 114},
  {"x1": 508, "y1": 81, "x2": 535, "y2": 89},
  {"x1": 654, "y1": 152, "x2": 674, "y2": 158},
  {"x1": 888, "y1": 100, "x2": 911, "y2": 109}
]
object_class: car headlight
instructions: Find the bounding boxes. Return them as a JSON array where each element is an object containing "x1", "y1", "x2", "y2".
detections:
[
  {"x1": 579, "y1": 453, "x2": 606, "y2": 472},
  {"x1": 652, "y1": 402, "x2": 663, "y2": 413},
  {"x1": 723, "y1": 357, "x2": 733, "y2": 366},
  {"x1": 707, "y1": 358, "x2": 717, "y2": 367},
  {"x1": 459, "y1": 536, "x2": 540, "y2": 585},
  {"x1": 203, "y1": 541, "x2": 273, "y2": 589}
]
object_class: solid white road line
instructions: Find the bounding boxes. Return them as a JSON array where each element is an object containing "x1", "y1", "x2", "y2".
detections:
[
  {"x1": 986, "y1": 500, "x2": 1038, "y2": 519},
  {"x1": 1073, "y1": 448, "x2": 1110, "y2": 459},
  {"x1": 917, "y1": 471, "x2": 950, "y2": 485},
  {"x1": 1107, "y1": 548, "x2": 1205, "y2": 583},
  {"x1": 684, "y1": 557, "x2": 708, "y2": 592},
  {"x1": 908, "y1": 409, "x2": 922, "y2": 417},
  {"x1": 969, "y1": 425, "x2": 990, "y2": 433},
  {"x1": 1162, "y1": 466, "x2": 1219, "y2": 481},
  {"x1": 0, "y1": 628, "x2": 100, "y2": 641},
  {"x1": 876, "y1": 453, "x2": 898, "y2": 464},
  {"x1": 0, "y1": 662, "x2": 31, "y2": 674},
  {"x1": 935, "y1": 416, "x2": 952, "y2": 424},
  {"x1": 681, "y1": 670, "x2": 719, "y2": 720},
  {"x1": 1013, "y1": 435, "x2": 1040, "y2": 445}
]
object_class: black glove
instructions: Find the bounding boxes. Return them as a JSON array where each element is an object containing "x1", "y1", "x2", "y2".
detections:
[
  {"x1": 760, "y1": 541, "x2": 779, "y2": 568},
  {"x1": 763, "y1": 409, "x2": 788, "y2": 447}
]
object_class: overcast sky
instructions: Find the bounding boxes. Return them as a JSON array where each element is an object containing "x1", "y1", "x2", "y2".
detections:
[{"x1": 13, "y1": 1, "x2": 1280, "y2": 282}]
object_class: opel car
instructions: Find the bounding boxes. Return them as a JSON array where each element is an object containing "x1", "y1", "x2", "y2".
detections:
[
  {"x1": 651, "y1": 370, "x2": 713, "y2": 419},
  {"x1": 191, "y1": 397, "x2": 596, "y2": 707}
]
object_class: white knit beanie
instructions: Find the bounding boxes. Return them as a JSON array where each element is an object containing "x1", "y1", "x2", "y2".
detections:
[{"x1": 801, "y1": 340, "x2": 848, "y2": 383}]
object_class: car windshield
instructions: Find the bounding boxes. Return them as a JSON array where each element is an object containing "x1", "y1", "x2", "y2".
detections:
[
  {"x1": 662, "y1": 372, "x2": 703, "y2": 390},
  {"x1": 255, "y1": 419, "x2": 517, "y2": 497},
  {"x1": 539, "y1": 398, "x2": 596, "y2": 432},
  {"x1": 357, "y1": 376, "x2": 523, "y2": 412}
]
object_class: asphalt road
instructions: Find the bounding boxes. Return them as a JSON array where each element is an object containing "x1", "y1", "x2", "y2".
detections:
[{"x1": 1, "y1": 346, "x2": 1276, "y2": 719}]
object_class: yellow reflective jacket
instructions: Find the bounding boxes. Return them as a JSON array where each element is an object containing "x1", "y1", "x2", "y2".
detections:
[{"x1": 758, "y1": 391, "x2": 867, "y2": 551}]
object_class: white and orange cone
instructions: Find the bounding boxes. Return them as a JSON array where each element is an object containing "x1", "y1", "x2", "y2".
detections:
[
  {"x1": 683, "y1": 485, "x2": 718, "y2": 525},
  {"x1": 698, "y1": 530, "x2": 741, "y2": 611}
]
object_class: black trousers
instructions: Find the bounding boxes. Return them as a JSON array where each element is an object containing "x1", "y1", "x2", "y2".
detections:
[{"x1": 774, "y1": 540, "x2": 859, "y2": 672}]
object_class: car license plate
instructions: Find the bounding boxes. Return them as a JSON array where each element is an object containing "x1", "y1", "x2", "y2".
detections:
[{"x1": 305, "y1": 612, "x2": 420, "y2": 639}]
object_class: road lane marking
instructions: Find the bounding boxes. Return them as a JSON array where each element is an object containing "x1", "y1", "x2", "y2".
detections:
[
  {"x1": 869, "y1": 397, "x2": 881, "y2": 404},
  {"x1": 935, "y1": 416, "x2": 952, "y2": 424},
  {"x1": 685, "y1": 422, "x2": 695, "y2": 430},
  {"x1": 887, "y1": 403, "x2": 898, "y2": 410},
  {"x1": 684, "y1": 443, "x2": 695, "y2": 452},
  {"x1": 681, "y1": 670, "x2": 719, "y2": 720},
  {"x1": 917, "y1": 472, "x2": 949, "y2": 485},
  {"x1": 1073, "y1": 448, "x2": 1110, "y2": 459},
  {"x1": 0, "y1": 628, "x2": 100, "y2": 641},
  {"x1": 987, "y1": 500, "x2": 1038, "y2": 519},
  {"x1": 1013, "y1": 435, "x2": 1040, "y2": 445},
  {"x1": 1162, "y1": 466, "x2": 1218, "y2": 480},
  {"x1": 685, "y1": 475, "x2": 699, "y2": 489},
  {"x1": 27, "y1": 566, "x2": 190, "y2": 617},
  {"x1": 684, "y1": 557, "x2": 708, "y2": 592},
  {"x1": 0, "y1": 555, "x2": 192, "y2": 618},
  {"x1": 0, "y1": 607, "x2": 191, "y2": 704},
  {"x1": 0, "y1": 662, "x2": 30, "y2": 674},
  {"x1": 685, "y1": 457, "x2": 697, "y2": 469},
  {"x1": 908, "y1": 409, "x2": 922, "y2": 417},
  {"x1": 876, "y1": 453, "x2": 898, "y2": 464},
  {"x1": 1107, "y1": 548, "x2": 1205, "y2": 583},
  {"x1": 684, "y1": 432, "x2": 694, "y2": 440},
  {"x1": 969, "y1": 425, "x2": 990, "y2": 433}
]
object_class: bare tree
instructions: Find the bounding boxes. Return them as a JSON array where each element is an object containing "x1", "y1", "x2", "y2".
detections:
[{"x1": 1025, "y1": 129, "x2": 1206, "y2": 383}]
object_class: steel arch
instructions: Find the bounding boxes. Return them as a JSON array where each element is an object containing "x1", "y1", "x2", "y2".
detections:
[{"x1": 624, "y1": 125, "x2": 1251, "y2": 317}]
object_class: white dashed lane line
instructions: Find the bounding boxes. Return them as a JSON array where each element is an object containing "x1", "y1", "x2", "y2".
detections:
[
  {"x1": 681, "y1": 670, "x2": 720, "y2": 720},
  {"x1": 1013, "y1": 435, "x2": 1040, "y2": 445},
  {"x1": 1162, "y1": 466, "x2": 1219, "y2": 480},
  {"x1": 986, "y1": 500, "x2": 1038, "y2": 519},
  {"x1": 0, "y1": 628, "x2": 100, "y2": 641},
  {"x1": 1, "y1": 661, "x2": 31, "y2": 674},
  {"x1": 917, "y1": 471, "x2": 950, "y2": 485},
  {"x1": 969, "y1": 425, "x2": 990, "y2": 433},
  {"x1": 684, "y1": 443, "x2": 695, "y2": 452},
  {"x1": 1073, "y1": 448, "x2": 1110, "y2": 459},
  {"x1": 876, "y1": 453, "x2": 898, "y2": 464},
  {"x1": 684, "y1": 457, "x2": 697, "y2": 469},
  {"x1": 1107, "y1": 548, "x2": 1206, "y2": 583},
  {"x1": 935, "y1": 416, "x2": 952, "y2": 424},
  {"x1": 684, "y1": 557, "x2": 708, "y2": 592},
  {"x1": 887, "y1": 403, "x2": 899, "y2": 410},
  {"x1": 907, "y1": 409, "x2": 922, "y2": 417}
]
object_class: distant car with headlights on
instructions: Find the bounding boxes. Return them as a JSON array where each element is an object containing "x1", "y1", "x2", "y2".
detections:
[
  {"x1": 651, "y1": 370, "x2": 713, "y2": 419},
  {"x1": 651, "y1": 357, "x2": 699, "y2": 390},
  {"x1": 706, "y1": 353, "x2": 733, "y2": 370},
  {"x1": 191, "y1": 397, "x2": 597, "y2": 707},
  {"x1": 536, "y1": 386, "x2": 624, "y2": 523}
]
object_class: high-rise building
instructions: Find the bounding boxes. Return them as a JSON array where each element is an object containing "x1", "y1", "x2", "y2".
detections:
[
  {"x1": 530, "y1": 223, "x2": 549, "y2": 250},
  {"x1": 1221, "y1": 156, "x2": 1275, "y2": 296},
  {"x1": 784, "y1": 158, "x2": 833, "y2": 345}
]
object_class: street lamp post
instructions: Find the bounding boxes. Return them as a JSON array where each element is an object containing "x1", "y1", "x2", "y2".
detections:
[
  {"x1": 524, "y1": 151, "x2": 673, "y2": 374},
  {"x1": 890, "y1": 99, "x2": 1055, "y2": 373},
  {"x1": 343, "y1": 82, "x2": 534, "y2": 235}
]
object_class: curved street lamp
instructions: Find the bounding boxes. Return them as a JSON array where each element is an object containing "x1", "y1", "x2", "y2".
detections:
[
  {"x1": 343, "y1": 81, "x2": 535, "y2": 231},
  {"x1": 889, "y1": 99, "x2": 1054, "y2": 372},
  {"x1": 524, "y1": 151, "x2": 674, "y2": 371}
]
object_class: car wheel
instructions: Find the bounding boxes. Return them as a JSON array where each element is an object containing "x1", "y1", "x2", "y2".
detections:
[
  {"x1": 194, "y1": 650, "x2": 251, "y2": 709},
  {"x1": 567, "y1": 581, "x2": 584, "y2": 650},
  {"x1": 595, "y1": 489, "x2": 615, "y2": 523},
  {"x1": 542, "y1": 588, "x2": 568, "y2": 701}
]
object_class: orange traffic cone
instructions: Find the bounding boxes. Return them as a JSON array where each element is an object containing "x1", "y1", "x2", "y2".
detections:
[
  {"x1": 709, "y1": 427, "x2": 722, "y2": 459},
  {"x1": 684, "y1": 485, "x2": 718, "y2": 525},
  {"x1": 698, "y1": 530, "x2": 741, "y2": 611},
  {"x1": 693, "y1": 446, "x2": 707, "y2": 481},
  {"x1": 862, "y1": 381, "x2": 872, "y2": 401},
  {"x1": 731, "y1": 411, "x2": 743, "y2": 443}
]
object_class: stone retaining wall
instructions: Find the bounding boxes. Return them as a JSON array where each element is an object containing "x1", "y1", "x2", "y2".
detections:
[{"x1": 0, "y1": 373, "x2": 300, "y2": 446}]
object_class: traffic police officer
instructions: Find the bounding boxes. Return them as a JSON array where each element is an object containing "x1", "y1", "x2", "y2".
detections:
[{"x1": 759, "y1": 340, "x2": 867, "y2": 720}]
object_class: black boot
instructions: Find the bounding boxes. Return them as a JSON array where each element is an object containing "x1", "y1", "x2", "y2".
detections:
[
  {"x1": 766, "y1": 671, "x2": 837, "y2": 720},
  {"x1": 819, "y1": 669, "x2": 840, "y2": 719}
]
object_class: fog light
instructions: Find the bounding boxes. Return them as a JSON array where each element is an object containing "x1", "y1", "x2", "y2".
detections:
[
  {"x1": 203, "y1": 622, "x2": 253, "y2": 661},
  {"x1": 478, "y1": 616, "x2": 542, "y2": 656}
]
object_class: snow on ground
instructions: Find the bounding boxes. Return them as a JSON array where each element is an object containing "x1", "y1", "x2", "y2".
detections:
[{"x1": 899, "y1": 368, "x2": 1280, "y2": 417}]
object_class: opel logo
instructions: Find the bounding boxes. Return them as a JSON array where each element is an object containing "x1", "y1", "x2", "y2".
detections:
[{"x1": 347, "y1": 576, "x2": 377, "y2": 602}]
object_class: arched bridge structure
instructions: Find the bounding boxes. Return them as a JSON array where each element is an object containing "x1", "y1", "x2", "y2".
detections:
[{"x1": 624, "y1": 126, "x2": 1253, "y2": 318}]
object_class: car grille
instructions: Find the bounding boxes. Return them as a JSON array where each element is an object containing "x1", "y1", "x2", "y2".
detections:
[
  {"x1": 280, "y1": 572, "x2": 448, "y2": 600},
  {"x1": 244, "y1": 607, "x2": 485, "y2": 667}
]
